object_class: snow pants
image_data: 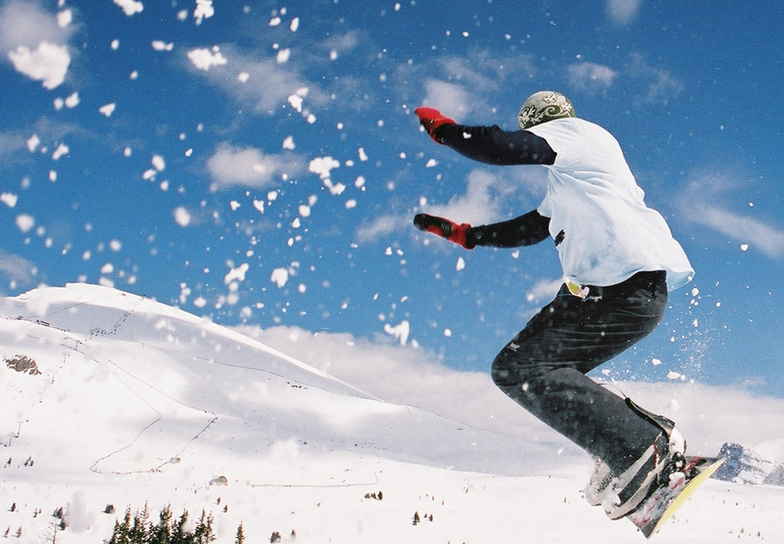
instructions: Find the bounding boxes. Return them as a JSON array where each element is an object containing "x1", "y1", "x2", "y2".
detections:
[{"x1": 491, "y1": 270, "x2": 668, "y2": 474}]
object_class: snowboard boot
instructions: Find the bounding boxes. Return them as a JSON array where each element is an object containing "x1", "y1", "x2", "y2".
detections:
[
  {"x1": 584, "y1": 457, "x2": 614, "y2": 507},
  {"x1": 602, "y1": 427, "x2": 687, "y2": 520}
]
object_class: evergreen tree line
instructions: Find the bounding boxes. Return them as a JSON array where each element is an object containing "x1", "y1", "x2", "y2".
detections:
[{"x1": 106, "y1": 503, "x2": 246, "y2": 544}]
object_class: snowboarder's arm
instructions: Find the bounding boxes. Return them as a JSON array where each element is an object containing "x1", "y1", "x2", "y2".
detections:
[
  {"x1": 415, "y1": 107, "x2": 555, "y2": 165},
  {"x1": 414, "y1": 210, "x2": 551, "y2": 249},
  {"x1": 435, "y1": 124, "x2": 556, "y2": 166},
  {"x1": 470, "y1": 210, "x2": 551, "y2": 247}
]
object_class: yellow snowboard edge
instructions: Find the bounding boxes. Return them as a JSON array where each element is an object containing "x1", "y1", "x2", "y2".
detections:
[{"x1": 646, "y1": 458, "x2": 726, "y2": 539}]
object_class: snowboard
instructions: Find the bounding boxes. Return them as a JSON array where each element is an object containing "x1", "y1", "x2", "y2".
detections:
[{"x1": 629, "y1": 456, "x2": 725, "y2": 539}]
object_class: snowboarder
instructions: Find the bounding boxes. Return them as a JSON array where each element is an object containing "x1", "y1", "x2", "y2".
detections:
[{"x1": 413, "y1": 91, "x2": 696, "y2": 522}]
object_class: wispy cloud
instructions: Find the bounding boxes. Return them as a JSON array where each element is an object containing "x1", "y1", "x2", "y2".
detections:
[
  {"x1": 678, "y1": 173, "x2": 784, "y2": 259},
  {"x1": 627, "y1": 52, "x2": 683, "y2": 105},
  {"x1": 606, "y1": 0, "x2": 642, "y2": 26},
  {"x1": 0, "y1": 249, "x2": 37, "y2": 290},
  {"x1": 183, "y1": 43, "x2": 325, "y2": 115},
  {"x1": 206, "y1": 142, "x2": 304, "y2": 190},
  {"x1": 355, "y1": 167, "x2": 548, "y2": 245},
  {"x1": 690, "y1": 204, "x2": 784, "y2": 259},
  {"x1": 566, "y1": 62, "x2": 618, "y2": 92}
]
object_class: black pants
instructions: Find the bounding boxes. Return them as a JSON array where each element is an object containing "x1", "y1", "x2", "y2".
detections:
[{"x1": 491, "y1": 271, "x2": 668, "y2": 473}]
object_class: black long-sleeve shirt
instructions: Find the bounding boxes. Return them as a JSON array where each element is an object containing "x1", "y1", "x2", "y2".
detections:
[{"x1": 435, "y1": 124, "x2": 556, "y2": 248}]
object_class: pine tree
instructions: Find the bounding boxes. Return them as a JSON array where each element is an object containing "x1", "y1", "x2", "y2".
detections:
[
  {"x1": 193, "y1": 510, "x2": 215, "y2": 544},
  {"x1": 108, "y1": 507, "x2": 133, "y2": 544},
  {"x1": 234, "y1": 523, "x2": 245, "y2": 544},
  {"x1": 129, "y1": 503, "x2": 150, "y2": 544},
  {"x1": 171, "y1": 509, "x2": 193, "y2": 544},
  {"x1": 149, "y1": 504, "x2": 173, "y2": 544}
]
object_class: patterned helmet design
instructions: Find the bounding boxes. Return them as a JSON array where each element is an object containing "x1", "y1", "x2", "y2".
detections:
[{"x1": 518, "y1": 91, "x2": 576, "y2": 129}]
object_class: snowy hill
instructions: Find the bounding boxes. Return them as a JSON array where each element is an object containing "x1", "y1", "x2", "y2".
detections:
[{"x1": 2, "y1": 284, "x2": 784, "y2": 543}]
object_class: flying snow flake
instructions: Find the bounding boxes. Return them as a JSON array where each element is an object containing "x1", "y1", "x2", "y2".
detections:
[
  {"x1": 309, "y1": 156, "x2": 340, "y2": 179},
  {"x1": 193, "y1": 0, "x2": 215, "y2": 25},
  {"x1": 173, "y1": 207, "x2": 192, "y2": 227},
  {"x1": 57, "y1": 9, "x2": 73, "y2": 28},
  {"x1": 384, "y1": 320, "x2": 410, "y2": 345},
  {"x1": 238, "y1": 72, "x2": 250, "y2": 83},
  {"x1": 8, "y1": 42, "x2": 70, "y2": 90},
  {"x1": 652, "y1": 358, "x2": 662, "y2": 366},
  {"x1": 358, "y1": 148, "x2": 368, "y2": 161},
  {"x1": 290, "y1": 17, "x2": 300, "y2": 32},
  {"x1": 113, "y1": 0, "x2": 144, "y2": 16},
  {"x1": 152, "y1": 40, "x2": 174, "y2": 52},
  {"x1": 667, "y1": 371, "x2": 685, "y2": 381},
  {"x1": 99, "y1": 103, "x2": 116, "y2": 117},
  {"x1": 298, "y1": 205, "x2": 311, "y2": 217},
  {"x1": 52, "y1": 144, "x2": 69, "y2": 160},
  {"x1": 187, "y1": 47, "x2": 227, "y2": 70},
  {"x1": 740, "y1": 244, "x2": 749, "y2": 252},
  {"x1": 151, "y1": 155, "x2": 166, "y2": 171},
  {"x1": 270, "y1": 268, "x2": 289, "y2": 288},
  {"x1": 288, "y1": 94, "x2": 304, "y2": 112},
  {"x1": 16, "y1": 213, "x2": 35, "y2": 233},
  {"x1": 224, "y1": 263, "x2": 249, "y2": 285},
  {"x1": 345, "y1": 199, "x2": 357, "y2": 209},
  {"x1": 110, "y1": 240, "x2": 122, "y2": 252},
  {"x1": 425, "y1": 158, "x2": 438, "y2": 167},
  {"x1": 277, "y1": 49, "x2": 291, "y2": 63},
  {"x1": 230, "y1": 201, "x2": 241, "y2": 211},
  {"x1": 456, "y1": 257, "x2": 466, "y2": 271},
  {"x1": 282, "y1": 136, "x2": 295, "y2": 150},
  {"x1": 27, "y1": 134, "x2": 40, "y2": 153},
  {"x1": 1, "y1": 193, "x2": 18, "y2": 208},
  {"x1": 252, "y1": 200, "x2": 265, "y2": 213}
]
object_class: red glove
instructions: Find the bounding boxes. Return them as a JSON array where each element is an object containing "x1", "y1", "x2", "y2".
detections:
[
  {"x1": 414, "y1": 107, "x2": 456, "y2": 143},
  {"x1": 414, "y1": 213, "x2": 474, "y2": 249}
]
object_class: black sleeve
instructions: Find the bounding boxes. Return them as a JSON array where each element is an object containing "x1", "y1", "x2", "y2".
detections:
[
  {"x1": 434, "y1": 124, "x2": 556, "y2": 165},
  {"x1": 467, "y1": 210, "x2": 551, "y2": 248}
]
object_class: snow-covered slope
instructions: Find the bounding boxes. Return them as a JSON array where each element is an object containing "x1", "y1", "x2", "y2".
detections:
[{"x1": 2, "y1": 284, "x2": 783, "y2": 543}]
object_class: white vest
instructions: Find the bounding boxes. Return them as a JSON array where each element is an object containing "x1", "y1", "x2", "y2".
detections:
[{"x1": 527, "y1": 118, "x2": 694, "y2": 290}]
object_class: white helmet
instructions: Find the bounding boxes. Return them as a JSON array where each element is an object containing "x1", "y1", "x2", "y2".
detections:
[{"x1": 518, "y1": 91, "x2": 575, "y2": 129}]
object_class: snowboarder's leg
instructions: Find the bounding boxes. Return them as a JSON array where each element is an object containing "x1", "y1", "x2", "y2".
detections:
[{"x1": 491, "y1": 270, "x2": 669, "y2": 474}]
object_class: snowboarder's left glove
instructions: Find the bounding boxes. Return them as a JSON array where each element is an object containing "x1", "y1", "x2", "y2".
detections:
[
  {"x1": 414, "y1": 213, "x2": 475, "y2": 249},
  {"x1": 414, "y1": 107, "x2": 456, "y2": 144}
]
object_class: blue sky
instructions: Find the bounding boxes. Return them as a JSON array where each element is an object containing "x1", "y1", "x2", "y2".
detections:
[{"x1": 1, "y1": 0, "x2": 782, "y2": 395}]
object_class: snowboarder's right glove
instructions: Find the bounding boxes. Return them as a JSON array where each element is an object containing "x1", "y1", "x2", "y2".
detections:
[
  {"x1": 413, "y1": 213, "x2": 475, "y2": 249},
  {"x1": 414, "y1": 107, "x2": 456, "y2": 144}
]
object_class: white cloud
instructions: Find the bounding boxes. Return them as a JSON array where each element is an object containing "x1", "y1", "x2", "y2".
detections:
[
  {"x1": 690, "y1": 205, "x2": 784, "y2": 260},
  {"x1": 0, "y1": 249, "x2": 36, "y2": 286},
  {"x1": 356, "y1": 167, "x2": 547, "y2": 245},
  {"x1": 185, "y1": 44, "x2": 319, "y2": 114},
  {"x1": 422, "y1": 79, "x2": 472, "y2": 121},
  {"x1": 236, "y1": 324, "x2": 784, "y2": 455},
  {"x1": 422, "y1": 169, "x2": 506, "y2": 225},
  {"x1": 526, "y1": 278, "x2": 564, "y2": 304},
  {"x1": 606, "y1": 0, "x2": 642, "y2": 25},
  {"x1": 566, "y1": 62, "x2": 618, "y2": 92},
  {"x1": 627, "y1": 53, "x2": 683, "y2": 105},
  {"x1": 206, "y1": 143, "x2": 303, "y2": 189}
]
